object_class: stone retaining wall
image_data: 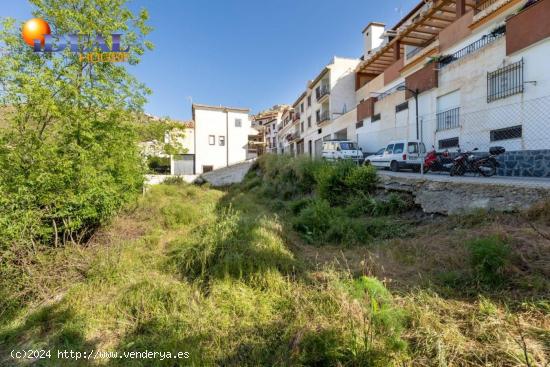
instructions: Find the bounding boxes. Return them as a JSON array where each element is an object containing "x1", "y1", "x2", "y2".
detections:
[
  {"x1": 496, "y1": 149, "x2": 550, "y2": 177},
  {"x1": 377, "y1": 173, "x2": 549, "y2": 215}
]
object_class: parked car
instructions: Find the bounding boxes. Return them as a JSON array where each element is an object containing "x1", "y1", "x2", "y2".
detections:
[
  {"x1": 368, "y1": 139, "x2": 426, "y2": 172},
  {"x1": 364, "y1": 148, "x2": 385, "y2": 166},
  {"x1": 321, "y1": 140, "x2": 363, "y2": 163}
]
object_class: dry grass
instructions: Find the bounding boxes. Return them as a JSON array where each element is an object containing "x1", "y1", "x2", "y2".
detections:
[{"x1": 0, "y1": 183, "x2": 548, "y2": 366}]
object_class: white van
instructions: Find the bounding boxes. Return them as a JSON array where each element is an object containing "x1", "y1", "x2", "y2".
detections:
[
  {"x1": 367, "y1": 139, "x2": 426, "y2": 172},
  {"x1": 321, "y1": 140, "x2": 363, "y2": 163}
]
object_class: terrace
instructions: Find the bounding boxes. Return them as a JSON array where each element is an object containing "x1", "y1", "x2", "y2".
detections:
[{"x1": 357, "y1": 0, "x2": 478, "y2": 75}]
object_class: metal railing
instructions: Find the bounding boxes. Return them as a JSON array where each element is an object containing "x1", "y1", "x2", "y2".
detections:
[
  {"x1": 436, "y1": 107, "x2": 460, "y2": 131},
  {"x1": 317, "y1": 110, "x2": 330, "y2": 124},
  {"x1": 487, "y1": 59, "x2": 524, "y2": 103},
  {"x1": 439, "y1": 27, "x2": 505, "y2": 68},
  {"x1": 316, "y1": 85, "x2": 330, "y2": 101},
  {"x1": 475, "y1": 0, "x2": 501, "y2": 13}
]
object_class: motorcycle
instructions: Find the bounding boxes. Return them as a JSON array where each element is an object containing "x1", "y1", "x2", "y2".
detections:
[
  {"x1": 449, "y1": 146, "x2": 505, "y2": 177},
  {"x1": 423, "y1": 148, "x2": 453, "y2": 173}
]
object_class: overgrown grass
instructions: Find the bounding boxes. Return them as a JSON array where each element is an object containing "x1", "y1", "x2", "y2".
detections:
[
  {"x1": 0, "y1": 159, "x2": 548, "y2": 366},
  {"x1": 250, "y1": 154, "x2": 410, "y2": 246}
]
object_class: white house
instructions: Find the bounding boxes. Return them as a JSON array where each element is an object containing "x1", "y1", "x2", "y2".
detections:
[{"x1": 170, "y1": 103, "x2": 253, "y2": 175}]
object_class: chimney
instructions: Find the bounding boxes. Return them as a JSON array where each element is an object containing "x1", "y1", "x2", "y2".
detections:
[{"x1": 362, "y1": 22, "x2": 385, "y2": 58}]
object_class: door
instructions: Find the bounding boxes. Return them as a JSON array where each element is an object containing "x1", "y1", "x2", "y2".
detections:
[
  {"x1": 314, "y1": 139, "x2": 322, "y2": 158},
  {"x1": 173, "y1": 154, "x2": 194, "y2": 175},
  {"x1": 381, "y1": 144, "x2": 394, "y2": 167}
]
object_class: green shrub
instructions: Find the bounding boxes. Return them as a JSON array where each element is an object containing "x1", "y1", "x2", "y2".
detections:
[
  {"x1": 292, "y1": 199, "x2": 333, "y2": 243},
  {"x1": 345, "y1": 193, "x2": 409, "y2": 217},
  {"x1": 147, "y1": 156, "x2": 170, "y2": 174},
  {"x1": 316, "y1": 161, "x2": 377, "y2": 206},
  {"x1": 468, "y1": 235, "x2": 511, "y2": 286},
  {"x1": 288, "y1": 197, "x2": 313, "y2": 215},
  {"x1": 326, "y1": 216, "x2": 369, "y2": 246}
]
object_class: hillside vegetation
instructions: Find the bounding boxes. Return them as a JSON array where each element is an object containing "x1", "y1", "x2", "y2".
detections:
[{"x1": 1, "y1": 155, "x2": 549, "y2": 366}]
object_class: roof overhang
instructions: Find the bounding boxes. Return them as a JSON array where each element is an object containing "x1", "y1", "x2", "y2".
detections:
[{"x1": 357, "y1": 0, "x2": 477, "y2": 75}]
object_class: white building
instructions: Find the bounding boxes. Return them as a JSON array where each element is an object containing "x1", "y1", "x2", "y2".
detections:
[
  {"x1": 252, "y1": 105, "x2": 291, "y2": 154},
  {"x1": 353, "y1": 0, "x2": 550, "y2": 176},
  {"x1": 170, "y1": 103, "x2": 253, "y2": 175},
  {"x1": 277, "y1": 57, "x2": 360, "y2": 157}
]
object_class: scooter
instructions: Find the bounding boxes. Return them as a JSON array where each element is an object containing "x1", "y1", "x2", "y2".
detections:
[
  {"x1": 450, "y1": 146, "x2": 505, "y2": 177},
  {"x1": 423, "y1": 148, "x2": 453, "y2": 173}
]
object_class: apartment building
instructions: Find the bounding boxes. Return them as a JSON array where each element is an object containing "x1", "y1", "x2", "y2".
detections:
[
  {"x1": 170, "y1": 103, "x2": 253, "y2": 175},
  {"x1": 252, "y1": 105, "x2": 291, "y2": 154},
  {"x1": 277, "y1": 57, "x2": 360, "y2": 157},
  {"x1": 353, "y1": 0, "x2": 550, "y2": 177}
]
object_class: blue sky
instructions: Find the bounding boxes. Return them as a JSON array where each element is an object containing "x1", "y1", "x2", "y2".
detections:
[{"x1": 2, "y1": 0, "x2": 417, "y2": 120}]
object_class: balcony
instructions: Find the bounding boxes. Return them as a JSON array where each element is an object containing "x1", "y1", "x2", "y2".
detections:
[
  {"x1": 439, "y1": 25, "x2": 506, "y2": 68},
  {"x1": 316, "y1": 110, "x2": 330, "y2": 125},
  {"x1": 436, "y1": 107, "x2": 460, "y2": 131},
  {"x1": 286, "y1": 129, "x2": 300, "y2": 142},
  {"x1": 315, "y1": 85, "x2": 330, "y2": 102}
]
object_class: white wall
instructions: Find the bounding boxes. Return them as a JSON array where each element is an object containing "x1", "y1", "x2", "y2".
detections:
[{"x1": 194, "y1": 108, "x2": 251, "y2": 174}]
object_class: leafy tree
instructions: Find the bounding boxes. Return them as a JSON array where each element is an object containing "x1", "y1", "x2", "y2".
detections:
[{"x1": 0, "y1": 0, "x2": 154, "y2": 253}]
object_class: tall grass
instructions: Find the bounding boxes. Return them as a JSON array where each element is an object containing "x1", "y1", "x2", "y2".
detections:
[{"x1": 250, "y1": 154, "x2": 409, "y2": 246}]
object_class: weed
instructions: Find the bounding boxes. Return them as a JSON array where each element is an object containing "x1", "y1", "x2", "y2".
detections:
[{"x1": 468, "y1": 235, "x2": 511, "y2": 286}]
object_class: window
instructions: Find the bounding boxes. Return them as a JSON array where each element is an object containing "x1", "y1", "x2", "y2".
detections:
[
  {"x1": 487, "y1": 59, "x2": 524, "y2": 103},
  {"x1": 340, "y1": 142, "x2": 357, "y2": 150},
  {"x1": 407, "y1": 142, "x2": 419, "y2": 154},
  {"x1": 371, "y1": 113, "x2": 381, "y2": 122},
  {"x1": 316, "y1": 110, "x2": 321, "y2": 123},
  {"x1": 385, "y1": 144, "x2": 394, "y2": 154},
  {"x1": 356, "y1": 121, "x2": 364, "y2": 129},
  {"x1": 300, "y1": 103, "x2": 304, "y2": 113},
  {"x1": 395, "y1": 101, "x2": 408, "y2": 113},
  {"x1": 393, "y1": 143, "x2": 404, "y2": 154},
  {"x1": 307, "y1": 116, "x2": 311, "y2": 128},
  {"x1": 301, "y1": 122, "x2": 304, "y2": 133},
  {"x1": 438, "y1": 137, "x2": 459, "y2": 149},
  {"x1": 307, "y1": 95, "x2": 311, "y2": 107},
  {"x1": 203, "y1": 165, "x2": 213, "y2": 173},
  {"x1": 490, "y1": 125, "x2": 522, "y2": 142},
  {"x1": 219, "y1": 136, "x2": 225, "y2": 146},
  {"x1": 208, "y1": 135, "x2": 215, "y2": 145},
  {"x1": 235, "y1": 118, "x2": 242, "y2": 127}
]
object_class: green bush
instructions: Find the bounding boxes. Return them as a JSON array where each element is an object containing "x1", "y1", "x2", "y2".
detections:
[
  {"x1": 316, "y1": 161, "x2": 377, "y2": 206},
  {"x1": 292, "y1": 199, "x2": 333, "y2": 243},
  {"x1": 147, "y1": 156, "x2": 170, "y2": 174},
  {"x1": 288, "y1": 197, "x2": 313, "y2": 215},
  {"x1": 468, "y1": 236, "x2": 511, "y2": 286}
]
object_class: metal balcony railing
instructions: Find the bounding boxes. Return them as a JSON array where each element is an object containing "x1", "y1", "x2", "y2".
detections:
[
  {"x1": 436, "y1": 107, "x2": 460, "y2": 131},
  {"x1": 439, "y1": 26, "x2": 505, "y2": 68},
  {"x1": 317, "y1": 110, "x2": 330, "y2": 125},
  {"x1": 475, "y1": 0, "x2": 500, "y2": 13},
  {"x1": 315, "y1": 85, "x2": 330, "y2": 101}
]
